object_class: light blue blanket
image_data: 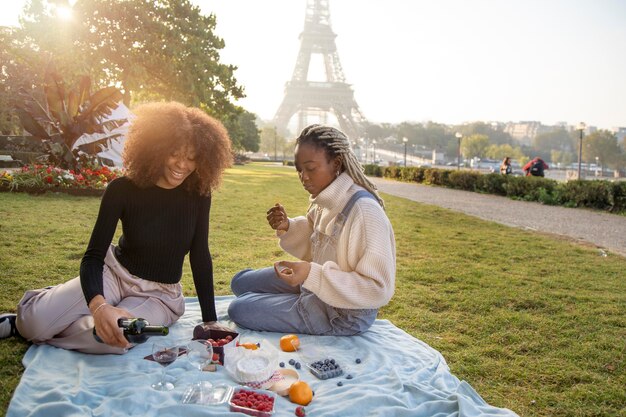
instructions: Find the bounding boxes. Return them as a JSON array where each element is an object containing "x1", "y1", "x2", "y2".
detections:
[{"x1": 7, "y1": 296, "x2": 518, "y2": 416}]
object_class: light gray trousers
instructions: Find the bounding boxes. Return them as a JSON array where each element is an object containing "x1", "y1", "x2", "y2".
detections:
[{"x1": 16, "y1": 245, "x2": 185, "y2": 354}]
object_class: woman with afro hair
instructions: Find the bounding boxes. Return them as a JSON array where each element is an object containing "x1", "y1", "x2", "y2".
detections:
[{"x1": 1, "y1": 102, "x2": 232, "y2": 354}]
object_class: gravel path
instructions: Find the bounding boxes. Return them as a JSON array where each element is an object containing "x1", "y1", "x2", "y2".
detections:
[{"x1": 370, "y1": 177, "x2": 626, "y2": 258}]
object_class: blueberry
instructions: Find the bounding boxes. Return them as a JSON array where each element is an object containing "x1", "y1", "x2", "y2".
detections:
[
  {"x1": 279, "y1": 362, "x2": 285, "y2": 367},
  {"x1": 337, "y1": 381, "x2": 343, "y2": 386},
  {"x1": 330, "y1": 358, "x2": 336, "y2": 364},
  {"x1": 289, "y1": 359, "x2": 296, "y2": 366},
  {"x1": 346, "y1": 374, "x2": 353, "y2": 379},
  {"x1": 295, "y1": 362, "x2": 301, "y2": 369},
  {"x1": 355, "y1": 358, "x2": 362, "y2": 364}
]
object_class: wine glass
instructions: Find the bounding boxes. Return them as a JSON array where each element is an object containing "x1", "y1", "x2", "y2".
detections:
[
  {"x1": 185, "y1": 340, "x2": 214, "y2": 403},
  {"x1": 151, "y1": 341, "x2": 179, "y2": 391}
]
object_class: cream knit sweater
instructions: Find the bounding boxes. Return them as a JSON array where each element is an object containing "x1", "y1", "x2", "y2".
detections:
[{"x1": 278, "y1": 173, "x2": 396, "y2": 309}]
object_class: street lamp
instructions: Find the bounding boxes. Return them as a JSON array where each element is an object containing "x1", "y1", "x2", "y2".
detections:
[
  {"x1": 402, "y1": 137, "x2": 408, "y2": 167},
  {"x1": 372, "y1": 140, "x2": 377, "y2": 163},
  {"x1": 455, "y1": 132, "x2": 463, "y2": 170},
  {"x1": 273, "y1": 126, "x2": 278, "y2": 162},
  {"x1": 576, "y1": 122, "x2": 586, "y2": 180}
]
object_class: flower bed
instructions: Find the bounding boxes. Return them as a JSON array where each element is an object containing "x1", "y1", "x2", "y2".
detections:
[{"x1": 0, "y1": 164, "x2": 120, "y2": 196}]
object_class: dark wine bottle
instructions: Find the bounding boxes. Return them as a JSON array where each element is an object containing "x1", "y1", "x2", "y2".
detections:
[{"x1": 93, "y1": 318, "x2": 169, "y2": 344}]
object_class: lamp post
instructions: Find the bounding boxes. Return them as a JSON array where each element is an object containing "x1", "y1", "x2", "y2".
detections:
[
  {"x1": 372, "y1": 140, "x2": 377, "y2": 163},
  {"x1": 402, "y1": 137, "x2": 408, "y2": 167},
  {"x1": 455, "y1": 132, "x2": 463, "y2": 170},
  {"x1": 576, "y1": 122, "x2": 586, "y2": 180},
  {"x1": 273, "y1": 126, "x2": 278, "y2": 162}
]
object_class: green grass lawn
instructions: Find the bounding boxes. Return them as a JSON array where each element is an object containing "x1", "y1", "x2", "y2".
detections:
[{"x1": 1, "y1": 163, "x2": 625, "y2": 416}]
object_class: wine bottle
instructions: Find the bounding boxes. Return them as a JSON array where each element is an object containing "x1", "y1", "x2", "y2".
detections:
[{"x1": 93, "y1": 318, "x2": 169, "y2": 344}]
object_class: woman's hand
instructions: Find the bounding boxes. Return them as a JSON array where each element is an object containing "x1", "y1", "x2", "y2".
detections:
[
  {"x1": 91, "y1": 299, "x2": 133, "y2": 349},
  {"x1": 266, "y1": 203, "x2": 289, "y2": 231},
  {"x1": 274, "y1": 261, "x2": 311, "y2": 286}
]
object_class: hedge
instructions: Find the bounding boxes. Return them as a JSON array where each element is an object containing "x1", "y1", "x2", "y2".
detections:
[{"x1": 362, "y1": 165, "x2": 626, "y2": 214}]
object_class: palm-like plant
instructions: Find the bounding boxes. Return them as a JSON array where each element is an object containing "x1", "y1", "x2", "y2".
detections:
[{"x1": 14, "y1": 64, "x2": 126, "y2": 170}]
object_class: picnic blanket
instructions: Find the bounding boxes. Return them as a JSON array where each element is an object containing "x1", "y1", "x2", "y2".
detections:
[{"x1": 7, "y1": 296, "x2": 519, "y2": 417}]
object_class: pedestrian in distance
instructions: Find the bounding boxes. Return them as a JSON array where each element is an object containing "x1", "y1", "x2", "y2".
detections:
[
  {"x1": 228, "y1": 124, "x2": 396, "y2": 336},
  {"x1": 500, "y1": 156, "x2": 512, "y2": 175},
  {"x1": 523, "y1": 157, "x2": 549, "y2": 177},
  {"x1": 0, "y1": 101, "x2": 233, "y2": 353}
]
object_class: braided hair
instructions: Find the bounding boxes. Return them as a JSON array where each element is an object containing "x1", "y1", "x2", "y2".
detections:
[{"x1": 295, "y1": 124, "x2": 385, "y2": 208}]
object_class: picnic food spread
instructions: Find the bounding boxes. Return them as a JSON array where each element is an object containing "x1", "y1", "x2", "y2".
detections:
[{"x1": 175, "y1": 327, "x2": 363, "y2": 415}]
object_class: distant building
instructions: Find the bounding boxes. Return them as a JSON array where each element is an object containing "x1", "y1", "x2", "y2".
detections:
[{"x1": 503, "y1": 121, "x2": 545, "y2": 146}]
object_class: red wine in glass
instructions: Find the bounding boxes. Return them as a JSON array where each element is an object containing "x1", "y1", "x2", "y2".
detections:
[{"x1": 151, "y1": 343, "x2": 179, "y2": 391}]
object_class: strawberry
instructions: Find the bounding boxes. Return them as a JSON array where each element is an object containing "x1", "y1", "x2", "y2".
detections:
[{"x1": 295, "y1": 406, "x2": 306, "y2": 417}]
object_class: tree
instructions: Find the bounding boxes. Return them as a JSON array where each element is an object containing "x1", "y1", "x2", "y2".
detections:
[
  {"x1": 0, "y1": 26, "x2": 46, "y2": 135},
  {"x1": 532, "y1": 129, "x2": 574, "y2": 154},
  {"x1": 260, "y1": 126, "x2": 286, "y2": 160},
  {"x1": 460, "y1": 134, "x2": 490, "y2": 160},
  {"x1": 550, "y1": 150, "x2": 575, "y2": 167},
  {"x1": 484, "y1": 143, "x2": 525, "y2": 162},
  {"x1": 15, "y1": 0, "x2": 244, "y2": 117},
  {"x1": 582, "y1": 130, "x2": 623, "y2": 169},
  {"x1": 459, "y1": 121, "x2": 514, "y2": 146},
  {"x1": 223, "y1": 108, "x2": 260, "y2": 153}
]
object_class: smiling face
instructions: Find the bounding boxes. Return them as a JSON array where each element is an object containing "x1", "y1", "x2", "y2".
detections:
[
  {"x1": 294, "y1": 143, "x2": 341, "y2": 197},
  {"x1": 156, "y1": 144, "x2": 197, "y2": 189}
]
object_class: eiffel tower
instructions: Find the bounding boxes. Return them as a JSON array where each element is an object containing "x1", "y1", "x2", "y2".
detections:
[{"x1": 273, "y1": 0, "x2": 366, "y2": 140}]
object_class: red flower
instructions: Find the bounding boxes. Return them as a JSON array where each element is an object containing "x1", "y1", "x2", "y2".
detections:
[{"x1": 45, "y1": 176, "x2": 53, "y2": 184}]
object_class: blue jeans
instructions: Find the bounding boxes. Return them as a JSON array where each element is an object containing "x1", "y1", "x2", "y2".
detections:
[{"x1": 228, "y1": 267, "x2": 377, "y2": 336}]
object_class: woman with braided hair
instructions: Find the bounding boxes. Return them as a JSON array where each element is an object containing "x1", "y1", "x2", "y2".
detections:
[{"x1": 228, "y1": 125, "x2": 396, "y2": 335}]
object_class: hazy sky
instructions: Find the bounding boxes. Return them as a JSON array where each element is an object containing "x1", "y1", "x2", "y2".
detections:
[{"x1": 2, "y1": 0, "x2": 626, "y2": 129}]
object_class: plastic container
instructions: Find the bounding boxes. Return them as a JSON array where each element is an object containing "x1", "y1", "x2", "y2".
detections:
[
  {"x1": 229, "y1": 387, "x2": 276, "y2": 417},
  {"x1": 182, "y1": 384, "x2": 275, "y2": 417},
  {"x1": 181, "y1": 383, "x2": 232, "y2": 406},
  {"x1": 292, "y1": 338, "x2": 344, "y2": 380}
]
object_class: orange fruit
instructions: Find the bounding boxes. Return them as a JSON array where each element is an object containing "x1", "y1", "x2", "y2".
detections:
[
  {"x1": 280, "y1": 334, "x2": 300, "y2": 352},
  {"x1": 289, "y1": 380, "x2": 313, "y2": 405}
]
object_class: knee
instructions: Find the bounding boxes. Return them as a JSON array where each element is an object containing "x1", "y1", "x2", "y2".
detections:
[
  {"x1": 227, "y1": 298, "x2": 253, "y2": 327},
  {"x1": 227, "y1": 298, "x2": 243, "y2": 322},
  {"x1": 15, "y1": 309, "x2": 50, "y2": 342},
  {"x1": 230, "y1": 268, "x2": 252, "y2": 295}
]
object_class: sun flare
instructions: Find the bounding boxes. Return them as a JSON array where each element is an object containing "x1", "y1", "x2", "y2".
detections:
[{"x1": 55, "y1": 6, "x2": 73, "y2": 21}]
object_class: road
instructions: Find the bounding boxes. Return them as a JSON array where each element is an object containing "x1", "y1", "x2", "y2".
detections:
[{"x1": 370, "y1": 177, "x2": 626, "y2": 258}]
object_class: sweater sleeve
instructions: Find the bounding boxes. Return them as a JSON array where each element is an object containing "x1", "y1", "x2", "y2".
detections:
[
  {"x1": 278, "y1": 212, "x2": 315, "y2": 261},
  {"x1": 80, "y1": 178, "x2": 125, "y2": 305},
  {"x1": 302, "y1": 200, "x2": 396, "y2": 309},
  {"x1": 189, "y1": 194, "x2": 217, "y2": 322}
]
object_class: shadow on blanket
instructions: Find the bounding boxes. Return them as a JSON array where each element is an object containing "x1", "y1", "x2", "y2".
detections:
[{"x1": 7, "y1": 296, "x2": 518, "y2": 417}]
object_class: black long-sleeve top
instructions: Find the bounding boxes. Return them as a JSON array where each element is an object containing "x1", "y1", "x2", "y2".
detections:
[{"x1": 80, "y1": 176, "x2": 217, "y2": 322}]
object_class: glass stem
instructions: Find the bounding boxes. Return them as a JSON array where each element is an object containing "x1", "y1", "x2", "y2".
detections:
[{"x1": 160, "y1": 366, "x2": 167, "y2": 386}]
